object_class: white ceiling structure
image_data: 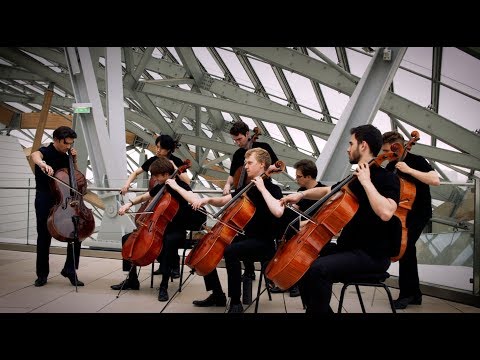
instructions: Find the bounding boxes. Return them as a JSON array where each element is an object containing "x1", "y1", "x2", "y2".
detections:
[
  {"x1": 0, "y1": 47, "x2": 479, "y2": 232},
  {"x1": 1, "y1": 47, "x2": 479, "y2": 182}
]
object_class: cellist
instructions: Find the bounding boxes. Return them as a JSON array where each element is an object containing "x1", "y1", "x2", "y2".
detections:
[
  {"x1": 280, "y1": 125, "x2": 401, "y2": 314},
  {"x1": 191, "y1": 148, "x2": 285, "y2": 313},
  {"x1": 120, "y1": 134, "x2": 189, "y2": 279},
  {"x1": 222, "y1": 121, "x2": 279, "y2": 282},
  {"x1": 111, "y1": 157, "x2": 201, "y2": 302},
  {"x1": 30, "y1": 126, "x2": 84, "y2": 287},
  {"x1": 381, "y1": 131, "x2": 439, "y2": 309}
]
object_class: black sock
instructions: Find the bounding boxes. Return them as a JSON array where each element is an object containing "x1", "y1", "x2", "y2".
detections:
[{"x1": 212, "y1": 290, "x2": 224, "y2": 297}]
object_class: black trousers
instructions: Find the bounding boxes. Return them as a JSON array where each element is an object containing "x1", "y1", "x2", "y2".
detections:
[
  {"x1": 300, "y1": 244, "x2": 390, "y2": 314},
  {"x1": 35, "y1": 191, "x2": 81, "y2": 278},
  {"x1": 398, "y1": 219, "x2": 428, "y2": 298},
  {"x1": 121, "y1": 229, "x2": 184, "y2": 288},
  {"x1": 202, "y1": 235, "x2": 274, "y2": 302}
]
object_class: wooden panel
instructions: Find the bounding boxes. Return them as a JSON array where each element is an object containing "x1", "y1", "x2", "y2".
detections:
[
  {"x1": 0, "y1": 105, "x2": 16, "y2": 126},
  {"x1": 20, "y1": 113, "x2": 72, "y2": 129}
]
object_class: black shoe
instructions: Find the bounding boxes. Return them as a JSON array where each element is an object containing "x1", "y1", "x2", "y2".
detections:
[
  {"x1": 269, "y1": 285, "x2": 287, "y2": 293},
  {"x1": 393, "y1": 294, "x2": 422, "y2": 309},
  {"x1": 34, "y1": 277, "x2": 47, "y2": 287},
  {"x1": 192, "y1": 293, "x2": 227, "y2": 307},
  {"x1": 110, "y1": 279, "x2": 140, "y2": 290},
  {"x1": 158, "y1": 286, "x2": 169, "y2": 302},
  {"x1": 241, "y1": 271, "x2": 256, "y2": 281},
  {"x1": 289, "y1": 285, "x2": 301, "y2": 298},
  {"x1": 171, "y1": 266, "x2": 180, "y2": 279},
  {"x1": 228, "y1": 303, "x2": 244, "y2": 313},
  {"x1": 152, "y1": 267, "x2": 162, "y2": 275},
  {"x1": 61, "y1": 269, "x2": 84, "y2": 286}
]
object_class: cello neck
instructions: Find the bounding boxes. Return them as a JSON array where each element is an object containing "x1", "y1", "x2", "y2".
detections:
[{"x1": 67, "y1": 151, "x2": 77, "y2": 196}]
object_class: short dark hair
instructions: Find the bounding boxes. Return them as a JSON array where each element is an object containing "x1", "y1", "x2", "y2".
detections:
[
  {"x1": 229, "y1": 121, "x2": 249, "y2": 136},
  {"x1": 350, "y1": 124, "x2": 382, "y2": 156},
  {"x1": 294, "y1": 159, "x2": 317, "y2": 178},
  {"x1": 155, "y1": 134, "x2": 179, "y2": 153},
  {"x1": 149, "y1": 157, "x2": 174, "y2": 176},
  {"x1": 382, "y1": 130, "x2": 405, "y2": 145},
  {"x1": 53, "y1": 126, "x2": 77, "y2": 141}
]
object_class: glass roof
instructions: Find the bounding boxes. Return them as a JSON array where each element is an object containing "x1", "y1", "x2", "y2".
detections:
[{"x1": 0, "y1": 47, "x2": 478, "y2": 185}]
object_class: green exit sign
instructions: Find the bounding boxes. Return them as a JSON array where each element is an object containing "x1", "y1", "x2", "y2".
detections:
[{"x1": 74, "y1": 107, "x2": 91, "y2": 113}]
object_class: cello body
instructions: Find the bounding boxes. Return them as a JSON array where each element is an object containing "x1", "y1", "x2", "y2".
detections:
[
  {"x1": 122, "y1": 160, "x2": 191, "y2": 267},
  {"x1": 47, "y1": 155, "x2": 95, "y2": 242},
  {"x1": 265, "y1": 188, "x2": 359, "y2": 290},
  {"x1": 391, "y1": 177, "x2": 415, "y2": 262},
  {"x1": 186, "y1": 160, "x2": 285, "y2": 276},
  {"x1": 122, "y1": 191, "x2": 179, "y2": 266},
  {"x1": 185, "y1": 195, "x2": 255, "y2": 276},
  {"x1": 135, "y1": 177, "x2": 159, "y2": 223}
]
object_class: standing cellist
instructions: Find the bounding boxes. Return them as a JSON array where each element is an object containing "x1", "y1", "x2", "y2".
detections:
[
  {"x1": 111, "y1": 157, "x2": 202, "y2": 302},
  {"x1": 30, "y1": 126, "x2": 84, "y2": 287},
  {"x1": 280, "y1": 125, "x2": 401, "y2": 314},
  {"x1": 381, "y1": 131, "x2": 439, "y2": 309},
  {"x1": 191, "y1": 148, "x2": 285, "y2": 313}
]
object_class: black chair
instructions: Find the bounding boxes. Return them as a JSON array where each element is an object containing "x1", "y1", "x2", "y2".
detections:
[
  {"x1": 337, "y1": 272, "x2": 396, "y2": 313},
  {"x1": 150, "y1": 230, "x2": 199, "y2": 291},
  {"x1": 242, "y1": 260, "x2": 273, "y2": 313}
]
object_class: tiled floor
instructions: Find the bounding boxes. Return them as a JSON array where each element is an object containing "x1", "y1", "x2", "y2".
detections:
[{"x1": 0, "y1": 248, "x2": 479, "y2": 314}]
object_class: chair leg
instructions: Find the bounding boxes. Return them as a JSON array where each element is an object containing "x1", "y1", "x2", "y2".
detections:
[
  {"x1": 263, "y1": 270, "x2": 272, "y2": 301},
  {"x1": 382, "y1": 284, "x2": 397, "y2": 313},
  {"x1": 254, "y1": 268, "x2": 264, "y2": 313},
  {"x1": 179, "y1": 231, "x2": 193, "y2": 292},
  {"x1": 150, "y1": 262, "x2": 154, "y2": 288},
  {"x1": 355, "y1": 284, "x2": 366, "y2": 313},
  {"x1": 337, "y1": 284, "x2": 348, "y2": 313},
  {"x1": 178, "y1": 247, "x2": 188, "y2": 292}
]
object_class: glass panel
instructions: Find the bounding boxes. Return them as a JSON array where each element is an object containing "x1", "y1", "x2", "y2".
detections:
[{"x1": 389, "y1": 182, "x2": 475, "y2": 292}]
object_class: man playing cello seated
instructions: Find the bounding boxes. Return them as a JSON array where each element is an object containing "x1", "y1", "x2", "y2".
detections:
[
  {"x1": 112, "y1": 157, "x2": 202, "y2": 302},
  {"x1": 191, "y1": 148, "x2": 285, "y2": 313},
  {"x1": 280, "y1": 125, "x2": 401, "y2": 314}
]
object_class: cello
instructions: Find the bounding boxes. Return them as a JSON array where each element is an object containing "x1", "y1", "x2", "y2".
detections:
[
  {"x1": 122, "y1": 160, "x2": 191, "y2": 267},
  {"x1": 185, "y1": 160, "x2": 285, "y2": 276},
  {"x1": 390, "y1": 131, "x2": 419, "y2": 262},
  {"x1": 135, "y1": 176, "x2": 160, "y2": 223},
  {"x1": 265, "y1": 146, "x2": 404, "y2": 290},
  {"x1": 47, "y1": 152, "x2": 95, "y2": 242},
  {"x1": 232, "y1": 127, "x2": 261, "y2": 189}
]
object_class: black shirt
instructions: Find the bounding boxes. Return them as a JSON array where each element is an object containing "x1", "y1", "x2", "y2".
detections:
[
  {"x1": 229, "y1": 142, "x2": 279, "y2": 177},
  {"x1": 141, "y1": 153, "x2": 184, "y2": 173},
  {"x1": 149, "y1": 178, "x2": 192, "y2": 233},
  {"x1": 335, "y1": 166, "x2": 401, "y2": 258},
  {"x1": 386, "y1": 152, "x2": 434, "y2": 225},
  {"x1": 278, "y1": 182, "x2": 326, "y2": 240},
  {"x1": 35, "y1": 143, "x2": 71, "y2": 193},
  {"x1": 231, "y1": 178, "x2": 283, "y2": 243}
]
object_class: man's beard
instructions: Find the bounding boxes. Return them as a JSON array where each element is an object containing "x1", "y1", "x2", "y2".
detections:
[{"x1": 349, "y1": 149, "x2": 360, "y2": 164}]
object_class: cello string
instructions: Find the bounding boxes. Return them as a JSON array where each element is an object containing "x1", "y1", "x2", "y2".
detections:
[
  {"x1": 193, "y1": 206, "x2": 245, "y2": 235},
  {"x1": 45, "y1": 173, "x2": 83, "y2": 196},
  {"x1": 284, "y1": 204, "x2": 316, "y2": 224}
]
